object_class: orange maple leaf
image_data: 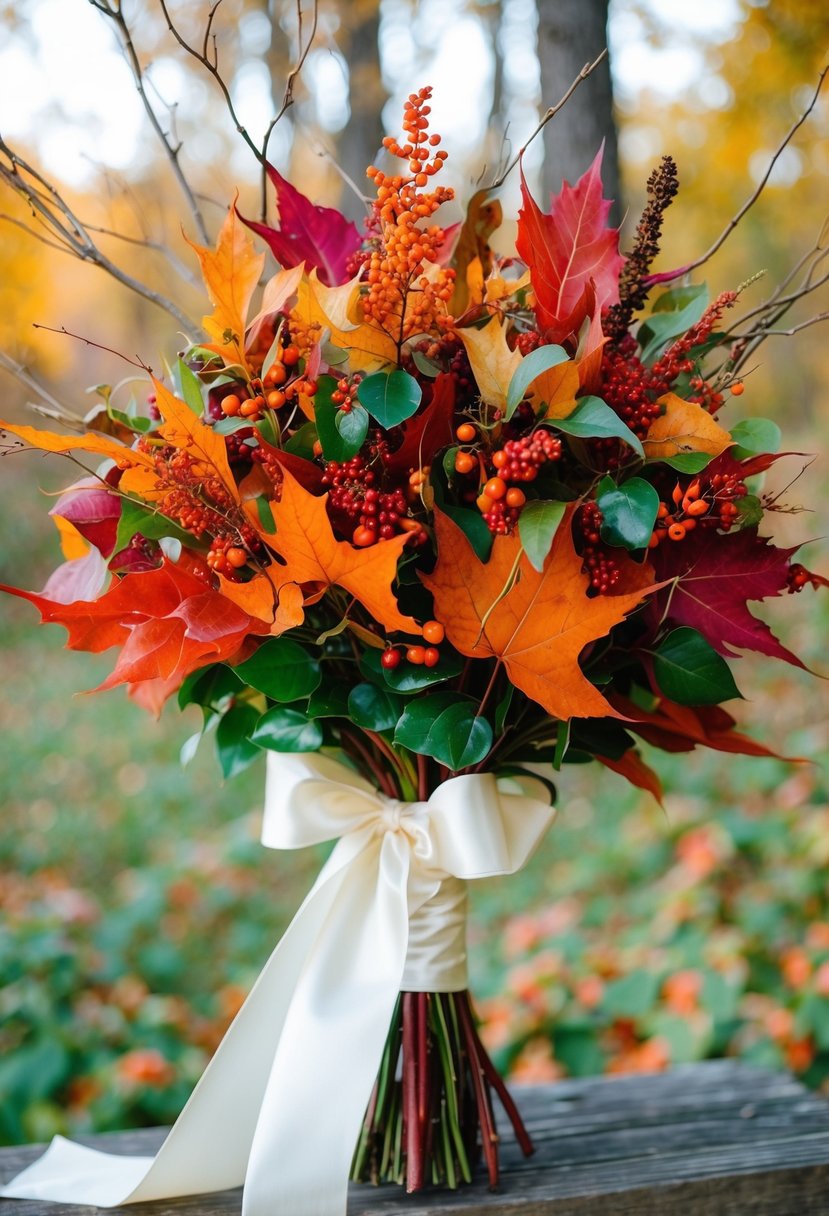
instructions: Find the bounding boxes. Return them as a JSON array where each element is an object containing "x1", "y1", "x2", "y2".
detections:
[
  {"x1": 250, "y1": 465, "x2": 421, "y2": 637},
  {"x1": 151, "y1": 378, "x2": 241, "y2": 505},
  {"x1": 0, "y1": 419, "x2": 154, "y2": 471},
  {"x1": 644, "y1": 392, "x2": 732, "y2": 459},
  {"x1": 422, "y1": 508, "x2": 653, "y2": 721},
  {"x1": 186, "y1": 203, "x2": 265, "y2": 370}
]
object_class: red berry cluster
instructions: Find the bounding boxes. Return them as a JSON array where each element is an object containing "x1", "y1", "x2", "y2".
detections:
[
  {"x1": 321, "y1": 456, "x2": 411, "y2": 546},
  {"x1": 331, "y1": 374, "x2": 362, "y2": 411},
  {"x1": 207, "y1": 537, "x2": 251, "y2": 581},
  {"x1": 600, "y1": 337, "x2": 667, "y2": 440},
  {"x1": 577, "y1": 502, "x2": 621, "y2": 594},
  {"x1": 382, "y1": 620, "x2": 445, "y2": 669},
  {"x1": 515, "y1": 331, "x2": 541, "y2": 356},
  {"x1": 492, "y1": 430, "x2": 562, "y2": 482}
]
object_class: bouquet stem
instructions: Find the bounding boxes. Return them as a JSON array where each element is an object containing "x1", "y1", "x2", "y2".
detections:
[{"x1": 351, "y1": 990, "x2": 533, "y2": 1193}]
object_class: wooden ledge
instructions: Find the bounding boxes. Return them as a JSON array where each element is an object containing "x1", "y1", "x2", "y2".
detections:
[{"x1": 2, "y1": 1061, "x2": 829, "y2": 1214}]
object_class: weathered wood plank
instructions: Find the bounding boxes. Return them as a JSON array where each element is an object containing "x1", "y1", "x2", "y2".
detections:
[{"x1": 2, "y1": 1062, "x2": 828, "y2": 1214}]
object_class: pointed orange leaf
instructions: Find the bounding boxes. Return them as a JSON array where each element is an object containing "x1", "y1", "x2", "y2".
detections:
[
  {"x1": 251, "y1": 465, "x2": 420, "y2": 636},
  {"x1": 217, "y1": 570, "x2": 305, "y2": 635},
  {"x1": 422, "y1": 507, "x2": 654, "y2": 721},
  {"x1": 152, "y1": 378, "x2": 240, "y2": 504},
  {"x1": 644, "y1": 392, "x2": 732, "y2": 459},
  {"x1": 0, "y1": 419, "x2": 154, "y2": 470},
  {"x1": 186, "y1": 204, "x2": 265, "y2": 370}
]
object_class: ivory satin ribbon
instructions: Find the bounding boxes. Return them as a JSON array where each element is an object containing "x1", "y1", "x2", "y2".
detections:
[{"x1": 1, "y1": 751, "x2": 555, "y2": 1215}]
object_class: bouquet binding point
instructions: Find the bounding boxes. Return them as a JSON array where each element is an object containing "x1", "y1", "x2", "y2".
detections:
[{"x1": 2, "y1": 75, "x2": 829, "y2": 1211}]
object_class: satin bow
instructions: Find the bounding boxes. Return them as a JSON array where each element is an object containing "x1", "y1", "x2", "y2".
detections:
[{"x1": 1, "y1": 751, "x2": 555, "y2": 1215}]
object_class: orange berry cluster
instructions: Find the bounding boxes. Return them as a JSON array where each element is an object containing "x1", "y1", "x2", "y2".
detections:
[
  {"x1": 451, "y1": 424, "x2": 562, "y2": 535},
  {"x1": 364, "y1": 87, "x2": 455, "y2": 339},
  {"x1": 207, "y1": 536, "x2": 250, "y2": 581},
  {"x1": 382, "y1": 620, "x2": 445, "y2": 669},
  {"x1": 220, "y1": 344, "x2": 303, "y2": 423},
  {"x1": 648, "y1": 470, "x2": 748, "y2": 547}
]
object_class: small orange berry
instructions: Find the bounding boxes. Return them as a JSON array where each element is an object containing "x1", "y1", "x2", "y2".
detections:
[
  {"x1": 352, "y1": 526, "x2": 376, "y2": 547},
  {"x1": 454, "y1": 451, "x2": 476, "y2": 475},
  {"x1": 730, "y1": 381, "x2": 745, "y2": 396},
  {"x1": 668, "y1": 522, "x2": 686, "y2": 541},
  {"x1": 456, "y1": 422, "x2": 476, "y2": 443},
  {"x1": 264, "y1": 363, "x2": 287, "y2": 386},
  {"x1": 221, "y1": 393, "x2": 241, "y2": 416},
  {"x1": 491, "y1": 449, "x2": 508, "y2": 469},
  {"x1": 484, "y1": 477, "x2": 507, "y2": 500},
  {"x1": 282, "y1": 344, "x2": 300, "y2": 366},
  {"x1": 505, "y1": 488, "x2": 526, "y2": 508},
  {"x1": 686, "y1": 499, "x2": 710, "y2": 517},
  {"x1": 476, "y1": 493, "x2": 494, "y2": 513},
  {"x1": 267, "y1": 390, "x2": 286, "y2": 409},
  {"x1": 423, "y1": 647, "x2": 440, "y2": 667},
  {"x1": 226, "y1": 547, "x2": 247, "y2": 569},
  {"x1": 406, "y1": 645, "x2": 426, "y2": 665},
  {"x1": 422, "y1": 620, "x2": 445, "y2": 644}
]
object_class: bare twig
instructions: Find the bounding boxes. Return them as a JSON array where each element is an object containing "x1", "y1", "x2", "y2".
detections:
[
  {"x1": 260, "y1": 1, "x2": 320, "y2": 219},
  {"x1": 0, "y1": 137, "x2": 198, "y2": 332},
  {"x1": 88, "y1": 0, "x2": 210, "y2": 243},
  {"x1": 731, "y1": 311, "x2": 829, "y2": 340},
  {"x1": 32, "y1": 324, "x2": 153, "y2": 372},
  {"x1": 0, "y1": 350, "x2": 79, "y2": 417},
  {"x1": 659, "y1": 65, "x2": 829, "y2": 282},
  {"x1": 487, "y1": 48, "x2": 609, "y2": 190}
]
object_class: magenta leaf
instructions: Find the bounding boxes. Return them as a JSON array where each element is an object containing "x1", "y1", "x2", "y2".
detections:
[
  {"x1": 516, "y1": 146, "x2": 624, "y2": 342},
  {"x1": 238, "y1": 165, "x2": 362, "y2": 287}
]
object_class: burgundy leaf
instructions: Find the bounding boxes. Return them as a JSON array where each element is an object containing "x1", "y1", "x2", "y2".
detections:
[
  {"x1": 385, "y1": 373, "x2": 456, "y2": 473},
  {"x1": 237, "y1": 165, "x2": 362, "y2": 287},
  {"x1": 516, "y1": 146, "x2": 624, "y2": 342},
  {"x1": 50, "y1": 480, "x2": 121, "y2": 556},
  {"x1": 650, "y1": 527, "x2": 806, "y2": 668}
]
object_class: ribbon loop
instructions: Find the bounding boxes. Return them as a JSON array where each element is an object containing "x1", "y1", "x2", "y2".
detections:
[{"x1": 1, "y1": 752, "x2": 555, "y2": 1216}]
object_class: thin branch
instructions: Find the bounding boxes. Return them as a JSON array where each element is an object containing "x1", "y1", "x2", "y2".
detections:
[
  {"x1": 0, "y1": 350, "x2": 79, "y2": 417},
  {"x1": 32, "y1": 324, "x2": 153, "y2": 372},
  {"x1": 487, "y1": 48, "x2": 609, "y2": 190},
  {"x1": 88, "y1": 0, "x2": 210, "y2": 243},
  {"x1": 260, "y1": 0, "x2": 320, "y2": 220},
  {"x1": 0, "y1": 137, "x2": 198, "y2": 332},
  {"x1": 0, "y1": 213, "x2": 70, "y2": 255},
  {"x1": 660, "y1": 65, "x2": 829, "y2": 282},
  {"x1": 80, "y1": 219, "x2": 201, "y2": 288},
  {"x1": 731, "y1": 311, "x2": 829, "y2": 339},
  {"x1": 158, "y1": 0, "x2": 266, "y2": 165}
]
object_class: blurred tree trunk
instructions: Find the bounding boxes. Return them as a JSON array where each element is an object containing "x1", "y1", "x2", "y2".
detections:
[
  {"x1": 536, "y1": 0, "x2": 620, "y2": 215},
  {"x1": 336, "y1": 0, "x2": 386, "y2": 216}
]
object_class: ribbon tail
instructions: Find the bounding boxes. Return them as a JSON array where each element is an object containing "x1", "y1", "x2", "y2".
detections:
[
  {"x1": 242, "y1": 834, "x2": 411, "y2": 1216},
  {"x1": 0, "y1": 855, "x2": 360, "y2": 1207}
]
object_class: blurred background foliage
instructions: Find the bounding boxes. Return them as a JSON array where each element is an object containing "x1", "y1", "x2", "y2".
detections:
[{"x1": 2, "y1": 0, "x2": 829, "y2": 1145}]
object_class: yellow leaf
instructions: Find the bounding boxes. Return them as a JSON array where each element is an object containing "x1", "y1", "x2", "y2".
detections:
[
  {"x1": 644, "y1": 393, "x2": 732, "y2": 459},
  {"x1": 293, "y1": 272, "x2": 397, "y2": 372},
  {"x1": 52, "y1": 514, "x2": 90, "y2": 560},
  {"x1": 185, "y1": 204, "x2": 265, "y2": 371},
  {"x1": 457, "y1": 315, "x2": 522, "y2": 412}
]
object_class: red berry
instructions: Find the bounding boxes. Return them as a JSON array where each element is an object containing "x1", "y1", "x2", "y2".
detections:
[
  {"x1": 381, "y1": 647, "x2": 401, "y2": 670},
  {"x1": 423, "y1": 647, "x2": 440, "y2": 667}
]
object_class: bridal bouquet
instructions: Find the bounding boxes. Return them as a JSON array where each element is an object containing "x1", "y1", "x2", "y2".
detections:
[{"x1": 2, "y1": 86, "x2": 826, "y2": 1212}]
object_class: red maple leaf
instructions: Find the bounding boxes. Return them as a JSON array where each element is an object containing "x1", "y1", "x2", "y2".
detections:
[
  {"x1": 516, "y1": 147, "x2": 624, "y2": 344},
  {"x1": 649, "y1": 527, "x2": 806, "y2": 668},
  {"x1": 238, "y1": 165, "x2": 362, "y2": 287},
  {"x1": 3, "y1": 559, "x2": 265, "y2": 698},
  {"x1": 612, "y1": 694, "x2": 795, "y2": 761}
]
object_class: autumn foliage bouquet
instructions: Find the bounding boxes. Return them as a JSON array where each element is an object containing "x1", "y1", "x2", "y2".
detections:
[{"x1": 3, "y1": 85, "x2": 828, "y2": 1207}]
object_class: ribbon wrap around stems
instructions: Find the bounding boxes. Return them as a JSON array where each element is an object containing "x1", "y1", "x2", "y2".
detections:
[{"x1": 1, "y1": 751, "x2": 555, "y2": 1216}]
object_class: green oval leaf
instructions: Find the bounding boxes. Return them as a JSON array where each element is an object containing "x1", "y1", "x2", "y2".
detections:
[
  {"x1": 233, "y1": 638, "x2": 321, "y2": 702},
  {"x1": 315, "y1": 374, "x2": 369, "y2": 460},
  {"x1": 656, "y1": 451, "x2": 714, "y2": 474},
  {"x1": 518, "y1": 500, "x2": 566, "y2": 572},
  {"x1": 730, "y1": 418, "x2": 782, "y2": 459},
  {"x1": 357, "y1": 369, "x2": 422, "y2": 427},
  {"x1": 216, "y1": 703, "x2": 262, "y2": 778},
  {"x1": 306, "y1": 684, "x2": 350, "y2": 719},
  {"x1": 553, "y1": 396, "x2": 644, "y2": 457},
  {"x1": 394, "y1": 694, "x2": 493, "y2": 770},
  {"x1": 638, "y1": 283, "x2": 709, "y2": 364},
  {"x1": 596, "y1": 476, "x2": 660, "y2": 550},
  {"x1": 348, "y1": 682, "x2": 403, "y2": 732},
  {"x1": 652, "y1": 627, "x2": 742, "y2": 706},
  {"x1": 249, "y1": 706, "x2": 324, "y2": 752},
  {"x1": 178, "y1": 663, "x2": 243, "y2": 711},
  {"x1": 505, "y1": 343, "x2": 568, "y2": 419},
  {"x1": 177, "y1": 357, "x2": 205, "y2": 416},
  {"x1": 360, "y1": 648, "x2": 464, "y2": 694}
]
